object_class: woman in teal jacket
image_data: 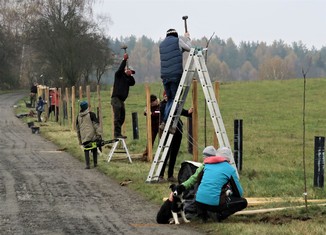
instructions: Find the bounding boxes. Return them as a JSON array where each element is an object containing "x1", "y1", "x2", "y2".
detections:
[{"x1": 183, "y1": 146, "x2": 247, "y2": 222}]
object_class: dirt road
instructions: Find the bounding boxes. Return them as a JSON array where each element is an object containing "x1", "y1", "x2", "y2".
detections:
[{"x1": 0, "y1": 93, "x2": 203, "y2": 235}]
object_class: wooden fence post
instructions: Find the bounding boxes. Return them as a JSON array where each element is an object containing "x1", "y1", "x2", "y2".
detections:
[
  {"x1": 145, "y1": 84, "x2": 152, "y2": 162},
  {"x1": 65, "y1": 87, "x2": 70, "y2": 128},
  {"x1": 97, "y1": 85, "x2": 103, "y2": 132},
  {"x1": 86, "y1": 85, "x2": 91, "y2": 111},
  {"x1": 71, "y1": 86, "x2": 76, "y2": 131},
  {"x1": 79, "y1": 86, "x2": 83, "y2": 101}
]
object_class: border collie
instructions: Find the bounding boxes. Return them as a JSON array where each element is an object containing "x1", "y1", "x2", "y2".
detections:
[{"x1": 156, "y1": 184, "x2": 190, "y2": 224}]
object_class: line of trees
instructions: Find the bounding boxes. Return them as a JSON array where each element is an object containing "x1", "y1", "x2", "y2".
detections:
[
  {"x1": 109, "y1": 36, "x2": 326, "y2": 84},
  {"x1": 1, "y1": 0, "x2": 112, "y2": 90},
  {"x1": 1, "y1": 0, "x2": 326, "y2": 90}
]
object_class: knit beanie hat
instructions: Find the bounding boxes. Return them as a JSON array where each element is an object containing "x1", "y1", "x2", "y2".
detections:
[
  {"x1": 80, "y1": 100, "x2": 88, "y2": 111},
  {"x1": 215, "y1": 147, "x2": 232, "y2": 162},
  {"x1": 202, "y1": 146, "x2": 216, "y2": 158},
  {"x1": 166, "y1": 28, "x2": 178, "y2": 37}
]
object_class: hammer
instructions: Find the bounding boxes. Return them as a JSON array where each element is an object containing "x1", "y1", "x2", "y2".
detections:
[
  {"x1": 121, "y1": 45, "x2": 129, "y2": 68},
  {"x1": 182, "y1": 15, "x2": 188, "y2": 33}
]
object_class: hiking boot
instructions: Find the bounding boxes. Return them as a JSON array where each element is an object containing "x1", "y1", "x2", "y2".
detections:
[
  {"x1": 159, "y1": 122, "x2": 165, "y2": 131},
  {"x1": 158, "y1": 176, "x2": 167, "y2": 183},
  {"x1": 167, "y1": 176, "x2": 177, "y2": 183},
  {"x1": 168, "y1": 126, "x2": 176, "y2": 134},
  {"x1": 85, "y1": 166, "x2": 90, "y2": 169}
]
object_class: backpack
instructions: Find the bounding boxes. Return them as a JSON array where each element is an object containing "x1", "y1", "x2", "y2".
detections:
[{"x1": 177, "y1": 161, "x2": 202, "y2": 215}]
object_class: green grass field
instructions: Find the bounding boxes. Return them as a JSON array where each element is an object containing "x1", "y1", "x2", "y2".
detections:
[{"x1": 15, "y1": 78, "x2": 326, "y2": 234}]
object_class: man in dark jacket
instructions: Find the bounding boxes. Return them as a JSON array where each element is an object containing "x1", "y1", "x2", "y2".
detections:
[
  {"x1": 76, "y1": 101, "x2": 102, "y2": 169},
  {"x1": 159, "y1": 29, "x2": 191, "y2": 130},
  {"x1": 111, "y1": 53, "x2": 135, "y2": 138}
]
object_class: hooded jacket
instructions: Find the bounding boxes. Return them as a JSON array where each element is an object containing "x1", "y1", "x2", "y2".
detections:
[
  {"x1": 76, "y1": 109, "x2": 102, "y2": 145},
  {"x1": 195, "y1": 156, "x2": 243, "y2": 206}
]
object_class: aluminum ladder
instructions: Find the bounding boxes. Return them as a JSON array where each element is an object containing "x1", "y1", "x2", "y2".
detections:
[{"x1": 146, "y1": 47, "x2": 237, "y2": 183}]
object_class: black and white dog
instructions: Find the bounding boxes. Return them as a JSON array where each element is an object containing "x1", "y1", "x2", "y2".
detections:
[{"x1": 156, "y1": 184, "x2": 190, "y2": 224}]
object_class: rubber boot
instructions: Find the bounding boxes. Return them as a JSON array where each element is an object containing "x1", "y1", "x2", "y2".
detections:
[
  {"x1": 85, "y1": 151, "x2": 90, "y2": 169},
  {"x1": 93, "y1": 149, "x2": 98, "y2": 167}
]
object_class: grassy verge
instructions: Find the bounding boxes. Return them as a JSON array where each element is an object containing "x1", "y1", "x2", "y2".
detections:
[{"x1": 14, "y1": 78, "x2": 326, "y2": 234}]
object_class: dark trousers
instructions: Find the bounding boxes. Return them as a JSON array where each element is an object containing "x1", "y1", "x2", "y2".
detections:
[
  {"x1": 84, "y1": 148, "x2": 98, "y2": 167},
  {"x1": 37, "y1": 111, "x2": 42, "y2": 122},
  {"x1": 111, "y1": 97, "x2": 125, "y2": 138},
  {"x1": 49, "y1": 105, "x2": 59, "y2": 122},
  {"x1": 160, "y1": 128, "x2": 182, "y2": 178},
  {"x1": 162, "y1": 78, "x2": 180, "y2": 123},
  {"x1": 30, "y1": 93, "x2": 36, "y2": 107},
  {"x1": 196, "y1": 197, "x2": 248, "y2": 222}
]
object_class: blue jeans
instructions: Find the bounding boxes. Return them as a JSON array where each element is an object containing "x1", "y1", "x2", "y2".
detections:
[{"x1": 162, "y1": 78, "x2": 180, "y2": 123}]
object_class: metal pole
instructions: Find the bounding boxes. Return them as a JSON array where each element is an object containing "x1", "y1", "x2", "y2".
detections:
[
  {"x1": 132, "y1": 112, "x2": 139, "y2": 139},
  {"x1": 314, "y1": 136, "x2": 325, "y2": 188},
  {"x1": 234, "y1": 119, "x2": 243, "y2": 171}
]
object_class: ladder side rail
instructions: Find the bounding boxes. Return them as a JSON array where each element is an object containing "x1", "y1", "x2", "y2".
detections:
[
  {"x1": 197, "y1": 53, "x2": 231, "y2": 148},
  {"x1": 146, "y1": 134, "x2": 168, "y2": 182},
  {"x1": 146, "y1": 48, "x2": 196, "y2": 183},
  {"x1": 193, "y1": 53, "x2": 228, "y2": 147},
  {"x1": 152, "y1": 133, "x2": 175, "y2": 180},
  {"x1": 195, "y1": 51, "x2": 238, "y2": 175},
  {"x1": 152, "y1": 73, "x2": 194, "y2": 181},
  {"x1": 171, "y1": 67, "x2": 195, "y2": 128}
]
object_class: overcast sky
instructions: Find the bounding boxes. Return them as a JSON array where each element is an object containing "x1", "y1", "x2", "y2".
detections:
[{"x1": 93, "y1": 0, "x2": 325, "y2": 49}]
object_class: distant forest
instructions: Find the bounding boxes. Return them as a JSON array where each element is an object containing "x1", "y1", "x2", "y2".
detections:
[
  {"x1": 1, "y1": 0, "x2": 325, "y2": 90},
  {"x1": 107, "y1": 35, "x2": 326, "y2": 84}
]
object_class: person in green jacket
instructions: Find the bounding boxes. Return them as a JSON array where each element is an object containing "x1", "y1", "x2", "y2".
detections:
[{"x1": 182, "y1": 145, "x2": 216, "y2": 189}]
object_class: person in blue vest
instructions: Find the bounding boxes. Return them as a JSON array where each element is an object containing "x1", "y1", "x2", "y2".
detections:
[
  {"x1": 159, "y1": 29, "x2": 191, "y2": 131},
  {"x1": 182, "y1": 146, "x2": 247, "y2": 222}
]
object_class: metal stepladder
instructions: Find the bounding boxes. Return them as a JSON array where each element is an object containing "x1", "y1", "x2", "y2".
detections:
[
  {"x1": 107, "y1": 138, "x2": 132, "y2": 163},
  {"x1": 146, "y1": 47, "x2": 238, "y2": 183}
]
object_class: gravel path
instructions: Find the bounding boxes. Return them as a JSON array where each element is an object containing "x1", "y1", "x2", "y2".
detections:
[{"x1": 0, "y1": 92, "x2": 204, "y2": 235}]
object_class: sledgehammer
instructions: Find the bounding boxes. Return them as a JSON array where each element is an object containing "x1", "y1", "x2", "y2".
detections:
[{"x1": 182, "y1": 15, "x2": 188, "y2": 33}]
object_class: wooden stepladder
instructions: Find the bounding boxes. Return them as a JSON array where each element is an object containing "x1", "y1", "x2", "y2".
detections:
[{"x1": 146, "y1": 47, "x2": 238, "y2": 183}]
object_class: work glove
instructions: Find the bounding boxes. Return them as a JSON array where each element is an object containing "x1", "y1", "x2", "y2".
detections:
[
  {"x1": 184, "y1": 32, "x2": 190, "y2": 38},
  {"x1": 123, "y1": 53, "x2": 128, "y2": 60}
]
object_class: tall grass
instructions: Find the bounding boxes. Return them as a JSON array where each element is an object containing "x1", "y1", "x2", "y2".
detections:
[{"x1": 16, "y1": 78, "x2": 326, "y2": 234}]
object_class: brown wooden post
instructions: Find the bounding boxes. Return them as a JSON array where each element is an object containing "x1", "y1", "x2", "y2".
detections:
[
  {"x1": 79, "y1": 86, "x2": 83, "y2": 101},
  {"x1": 97, "y1": 85, "x2": 103, "y2": 132},
  {"x1": 44, "y1": 87, "x2": 49, "y2": 122},
  {"x1": 58, "y1": 88, "x2": 63, "y2": 125},
  {"x1": 192, "y1": 80, "x2": 198, "y2": 162},
  {"x1": 86, "y1": 85, "x2": 91, "y2": 111},
  {"x1": 65, "y1": 87, "x2": 70, "y2": 128},
  {"x1": 71, "y1": 86, "x2": 76, "y2": 131},
  {"x1": 213, "y1": 81, "x2": 220, "y2": 149},
  {"x1": 145, "y1": 84, "x2": 152, "y2": 162}
]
